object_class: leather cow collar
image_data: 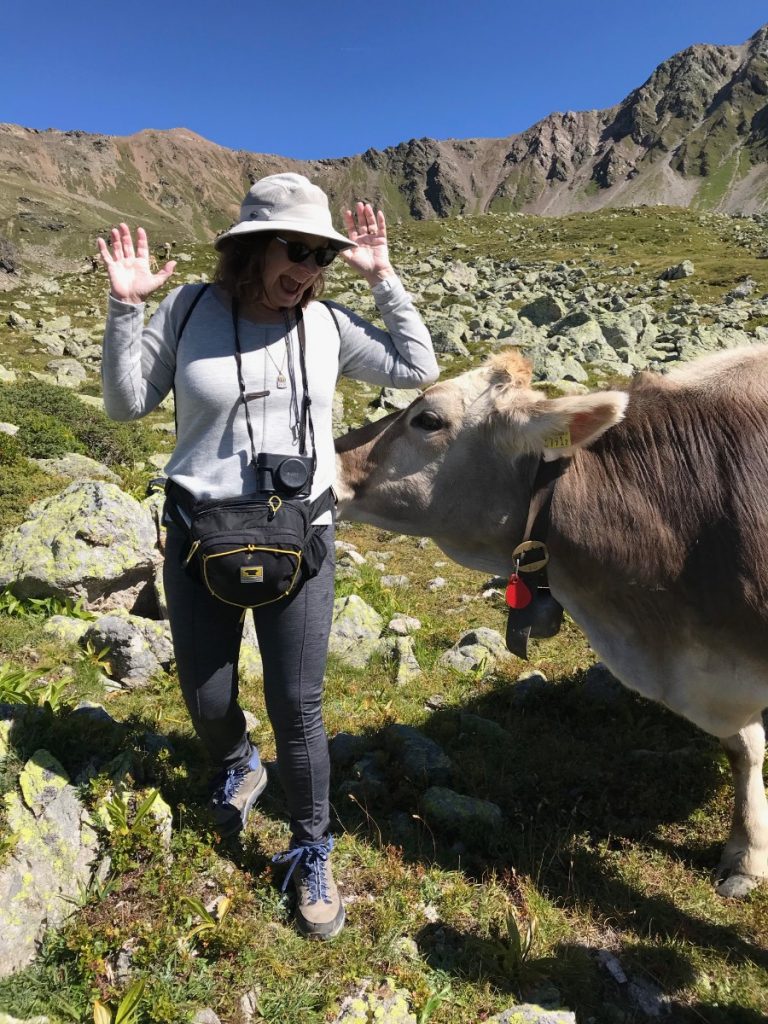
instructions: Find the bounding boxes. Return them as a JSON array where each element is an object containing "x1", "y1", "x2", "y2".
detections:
[{"x1": 504, "y1": 456, "x2": 569, "y2": 659}]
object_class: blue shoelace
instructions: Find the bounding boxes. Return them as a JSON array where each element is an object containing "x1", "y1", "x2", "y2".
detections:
[
  {"x1": 210, "y1": 762, "x2": 250, "y2": 806},
  {"x1": 273, "y1": 835, "x2": 335, "y2": 904}
]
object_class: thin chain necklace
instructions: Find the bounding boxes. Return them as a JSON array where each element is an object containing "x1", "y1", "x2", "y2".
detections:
[{"x1": 265, "y1": 335, "x2": 288, "y2": 388}]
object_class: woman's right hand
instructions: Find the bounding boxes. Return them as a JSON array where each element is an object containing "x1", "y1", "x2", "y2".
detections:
[{"x1": 97, "y1": 223, "x2": 176, "y2": 304}]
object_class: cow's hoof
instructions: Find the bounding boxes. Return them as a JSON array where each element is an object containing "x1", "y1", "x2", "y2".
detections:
[{"x1": 715, "y1": 872, "x2": 761, "y2": 898}]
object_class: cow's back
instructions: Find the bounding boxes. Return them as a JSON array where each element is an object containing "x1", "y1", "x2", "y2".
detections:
[{"x1": 550, "y1": 345, "x2": 768, "y2": 665}]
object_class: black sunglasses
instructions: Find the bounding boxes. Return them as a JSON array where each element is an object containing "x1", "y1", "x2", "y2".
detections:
[{"x1": 274, "y1": 235, "x2": 339, "y2": 268}]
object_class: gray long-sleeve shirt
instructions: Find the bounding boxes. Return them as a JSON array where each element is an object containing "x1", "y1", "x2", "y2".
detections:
[{"x1": 101, "y1": 276, "x2": 438, "y2": 506}]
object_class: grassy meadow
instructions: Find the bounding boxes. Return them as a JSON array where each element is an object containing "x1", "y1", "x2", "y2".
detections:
[{"x1": 0, "y1": 207, "x2": 766, "y2": 1023}]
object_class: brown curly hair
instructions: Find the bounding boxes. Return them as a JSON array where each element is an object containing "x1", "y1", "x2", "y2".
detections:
[{"x1": 213, "y1": 234, "x2": 324, "y2": 308}]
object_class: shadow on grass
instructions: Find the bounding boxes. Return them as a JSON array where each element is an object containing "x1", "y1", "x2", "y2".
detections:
[
  {"x1": 1, "y1": 664, "x2": 765, "y2": 1023},
  {"x1": 324, "y1": 666, "x2": 768, "y2": 1018}
]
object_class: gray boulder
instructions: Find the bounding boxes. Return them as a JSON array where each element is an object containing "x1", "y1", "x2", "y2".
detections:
[
  {"x1": 44, "y1": 358, "x2": 87, "y2": 388},
  {"x1": 439, "y1": 627, "x2": 507, "y2": 675},
  {"x1": 384, "y1": 724, "x2": 453, "y2": 787},
  {"x1": 0, "y1": 749, "x2": 100, "y2": 977},
  {"x1": 422, "y1": 786, "x2": 504, "y2": 833},
  {"x1": 32, "y1": 452, "x2": 121, "y2": 485},
  {"x1": 518, "y1": 295, "x2": 565, "y2": 327},
  {"x1": 43, "y1": 614, "x2": 89, "y2": 645},
  {"x1": 328, "y1": 595, "x2": 383, "y2": 668},
  {"x1": 441, "y1": 260, "x2": 479, "y2": 291},
  {"x1": 428, "y1": 317, "x2": 471, "y2": 356},
  {"x1": 376, "y1": 386, "x2": 422, "y2": 411},
  {"x1": 660, "y1": 260, "x2": 694, "y2": 281},
  {"x1": 0, "y1": 481, "x2": 157, "y2": 607},
  {"x1": 82, "y1": 614, "x2": 173, "y2": 688},
  {"x1": 392, "y1": 636, "x2": 422, "y2": 686}
]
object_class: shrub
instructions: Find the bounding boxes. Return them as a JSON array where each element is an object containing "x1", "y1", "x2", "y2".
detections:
[{"x1": 0, "y1": 380, "x2": 153, "y2": 467}]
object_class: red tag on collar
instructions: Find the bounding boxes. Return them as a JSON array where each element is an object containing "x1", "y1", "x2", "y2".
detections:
[{"x1": 505, "y1": 573, "x2": 532, "y2": 609}]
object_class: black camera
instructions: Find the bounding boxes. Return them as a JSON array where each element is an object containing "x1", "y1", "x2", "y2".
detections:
[{"x1": 255, "y1": 452, "x2": 313, "y2": 498}]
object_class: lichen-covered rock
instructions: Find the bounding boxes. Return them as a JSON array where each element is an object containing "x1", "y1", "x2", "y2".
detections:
[
  {"x1": 393, "y1": 636, "x2": 422, "y2": 686},
  {"x1": 387, "y1": 615, "x2": 421, "y2": 636},
  {"x1": 33, "y1": 452, "x2": 120, "y2": 485},
  {"x1": 439, "y1": 626, "x2": 507, "y2": 676},
  {"x1": 441, "y1": 260, "x2": 479, "y2": 292},
  {"x1": 376, "y1": 387, "x2": 422, "y2": 411},
  {"x1": 82, "y1": 613, "x2": 173, "y2": 687},
  {"x1": 328, "y1": 595, "x2": 383, "y2": 668},
  {"x1": 384, "y1": 724, "x2": 453, "y2": 787},
  {"x1": 427, "y1": 317, "x2": 471, "y2": 356},
  {"x1": 0, "y1": 1015, "x2": 51, "y2": 1024},
  {"x1": 422, "y1": 786, "x2": 504, "y2": 834},
  {"x1": 43, "y1": 614, "x2": 90, "y2": 645},
  {"x1": 488, "y1": 1006, "x2": 576, "y2": 1023},
  {"x1": 0, "y1": 481, "x2": 157, "y2": 606},
  {"x1": 0, "y1": 750, "x2": 99, "y2": 977},
  {"x1": 333, "y1": 979, "x2": 417, "y2": 1023}
]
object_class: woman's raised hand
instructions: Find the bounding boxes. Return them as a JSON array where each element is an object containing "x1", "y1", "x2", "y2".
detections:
[
  {"x1": 340, "y1": 202, "x2": 395, "y2": 285},
  {"x1": 97, "y1": 224, "x2": 176, "y2": 304}
]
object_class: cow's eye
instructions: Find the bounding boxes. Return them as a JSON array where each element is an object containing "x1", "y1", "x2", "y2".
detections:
[{"x1": 412, "y1": 410, "x2": 443, "y2": 432}]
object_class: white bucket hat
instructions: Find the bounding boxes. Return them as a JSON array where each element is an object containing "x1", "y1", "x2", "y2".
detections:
[{"x1": 214, "y1": 172, "x2": 355, "y2": 251}]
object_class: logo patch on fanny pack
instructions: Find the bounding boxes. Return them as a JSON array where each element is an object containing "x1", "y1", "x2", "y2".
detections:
[{"x1": 240, "y1": 565, "x2": 264, "y2": 583}]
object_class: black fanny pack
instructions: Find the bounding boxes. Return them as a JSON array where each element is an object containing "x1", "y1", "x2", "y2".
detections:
[{"x1": 166, "y1": 482, "x2": 334, "y2": 610}]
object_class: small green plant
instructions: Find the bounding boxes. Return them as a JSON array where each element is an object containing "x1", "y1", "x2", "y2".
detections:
[
  {"x1": 417, "y1": 978, "x2": 453, "y2": 1023},
  {"x1": 503, "y1": 909, "x2": 537, "y2": 973},
  {"x1": 102, "y1": 787, "x2": 159, "y2": 837},
  {"x1": 78, "y1": 640, "x2": 114, "y2": 676},
  {"x1": 61, "y1": 868, "x2": 120, "y2": 910},
  {"x1": 93, "y1": 979, "x2": 146, "y2": 1024},
  {"x1": 0, "y1": 661, "x2": 72, "y2": 712},
  {"x1": 0, "y1": 661, "x2": 48, "y2": 704},
  {"x1": 100, "y1": 787, "x2": 163, "y2": 875},
  {"x1": 182, "y1": 894, "x2": 233, "y2": 941},
  {"x1": 0, "y1": 588, "x2": 95, "y2": 620}
]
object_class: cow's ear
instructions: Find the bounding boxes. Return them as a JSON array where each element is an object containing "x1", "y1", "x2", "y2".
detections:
[{"x1": 527, "y1": 391, "x2": 629, "y2": 460}]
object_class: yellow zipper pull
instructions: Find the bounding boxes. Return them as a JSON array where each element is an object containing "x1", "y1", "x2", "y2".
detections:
[{"x1": 182, "y1": 539, "x2": 200, "y2": 567}]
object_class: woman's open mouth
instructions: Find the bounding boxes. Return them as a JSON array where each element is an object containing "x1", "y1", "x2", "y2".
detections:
[{"x1": 279, "y1": 275, "x2": 304, "y2": 297}]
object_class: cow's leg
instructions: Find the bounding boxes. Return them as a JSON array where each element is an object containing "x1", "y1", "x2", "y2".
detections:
[{"x1": 716, "y1": 715, "x2": 768, "y2": 897}]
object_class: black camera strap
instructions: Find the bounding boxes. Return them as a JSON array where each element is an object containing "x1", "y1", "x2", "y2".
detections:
[
  {"x1": 231, "y1": 299, "x2": 316, "y2": 488},
  {"x1": 294, "y1": 305, "x2": 317, "y2": 482}
]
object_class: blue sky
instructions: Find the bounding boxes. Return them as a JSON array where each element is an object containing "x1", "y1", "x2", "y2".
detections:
[{"x1": 3, "y1": 1, "x2": 766, "y2": 160}]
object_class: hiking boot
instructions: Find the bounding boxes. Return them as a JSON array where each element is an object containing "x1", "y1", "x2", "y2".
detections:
[
  {"x1": 208, "y1": 746, "x2": 267, "y2": 837},
  {"x1": 272, "y1": 834, "x2": 345, "y2": 940}
]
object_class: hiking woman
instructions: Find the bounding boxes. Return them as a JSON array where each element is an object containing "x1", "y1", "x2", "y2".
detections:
[{"x1": 98, "y1": 173, "x2": 438, "y2": 939}]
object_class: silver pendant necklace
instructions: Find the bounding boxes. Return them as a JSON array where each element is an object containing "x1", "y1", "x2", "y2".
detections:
[{"x1": 264, "y1": 337, "x2": 288, "y2": 388}]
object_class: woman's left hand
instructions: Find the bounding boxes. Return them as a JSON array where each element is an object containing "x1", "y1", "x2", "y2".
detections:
[{"x1": 341, "y1": 202, "x2": 395, "y2": 285}]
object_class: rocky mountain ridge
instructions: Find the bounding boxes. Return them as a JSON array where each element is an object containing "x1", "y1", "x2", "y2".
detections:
[{"x1": 1, "y1": 23, "x2": 767, "y2": 270}]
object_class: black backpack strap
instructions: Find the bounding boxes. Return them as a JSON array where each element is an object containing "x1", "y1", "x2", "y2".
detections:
[
  {"x1": 320, "y1": 300, "x2": 342, "y2": 338},
  {"x1": 308, "y1": 487, "x2": 335, "y2": 521},
  {"x1": 172, "y1": 283, "x2": 209, "y2": 437},
  {"x1": 177, "y1": 283, "x2": 210, "y2": 348}
]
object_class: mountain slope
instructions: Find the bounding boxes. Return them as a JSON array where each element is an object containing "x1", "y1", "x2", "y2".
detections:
[{"x1": 1, "y1": 24, "x2": 766, "y2": 268}]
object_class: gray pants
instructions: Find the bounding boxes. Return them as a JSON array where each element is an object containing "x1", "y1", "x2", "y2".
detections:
[{"x1": 163, "y1": 524, "x2": 335, "y2": 843}]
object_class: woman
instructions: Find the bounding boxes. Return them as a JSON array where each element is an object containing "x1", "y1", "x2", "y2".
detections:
[{"x1": 98, "y1": 172, "x2": 438, "y2": 940}]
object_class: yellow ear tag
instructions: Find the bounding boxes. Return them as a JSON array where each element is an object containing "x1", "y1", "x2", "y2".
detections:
[{"x1": 544, "y1": 430, "x2": 572, "y2": 450}]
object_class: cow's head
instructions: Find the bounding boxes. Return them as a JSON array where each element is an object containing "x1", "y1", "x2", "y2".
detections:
[{"x1": 335, "y1": 352, "x2": 628, "y2": 573}]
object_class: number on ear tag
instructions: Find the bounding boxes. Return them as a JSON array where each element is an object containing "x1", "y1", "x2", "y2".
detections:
[
  {"x1": 505, "y1": 573, "x2": 532, "y2": 609},
  {"x1": 544, "y1": 430, "x2": 571, "y2": 450}
]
